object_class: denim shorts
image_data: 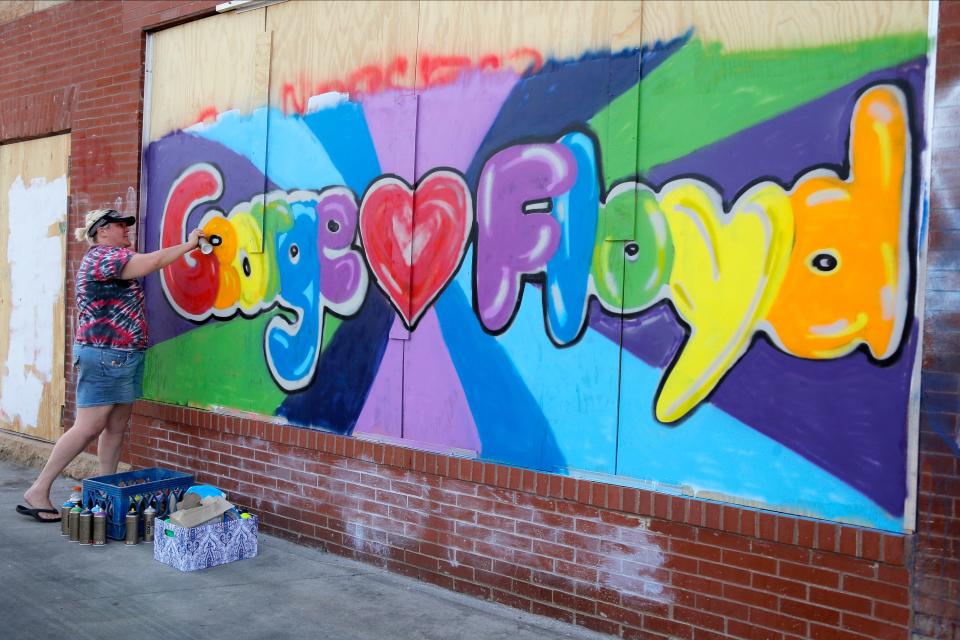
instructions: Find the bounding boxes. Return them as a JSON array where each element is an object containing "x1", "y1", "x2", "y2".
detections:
[{"x1": 74, "y1": 343, "x2": 145, "y2": 408}]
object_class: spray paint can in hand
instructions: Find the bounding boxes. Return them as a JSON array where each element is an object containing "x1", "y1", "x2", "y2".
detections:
[
  {"x1": 60, "y1": 502, "x2": 71, "y2": 537},
  {"x1": 124, "y1": 507, "x2": 139, "y2": 545},
  {"x1": 93, "y1": 510, "x2": 106, "y2": 546},
  {"x1": 143, "y1": 505, "x2": 156, "y2": 543},
  {"x1": 196, "y1": 234, "x2": 221, "y2": 255},
  {"x1": 68, "y1": 506, "x2": 81, "y2": 542}
]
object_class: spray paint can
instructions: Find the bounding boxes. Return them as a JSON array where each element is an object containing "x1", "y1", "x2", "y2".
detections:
[
  {"x1": 78, "y1": 510, "x2": 92, "y2": 545},
  {"x1": 68, "y1": 506, "x2": 81, "y2": 542},
  {"x1": 93, "y1": 511, "x2": 106, "y2": 546},
  {"x1": 143, "y1": 505, "x2": 156, "y2": 543},
  {"x1": 60, "y1": 502, "x2": 71, "y2": 536},
  {"x1": 124, "y1": 508, "x2": 139, "y2": 545}
]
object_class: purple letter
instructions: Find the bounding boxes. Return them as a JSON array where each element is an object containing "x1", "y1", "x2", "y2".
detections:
[{"x1": 475, "y1": 144, "x2": 576, "y2": 332}]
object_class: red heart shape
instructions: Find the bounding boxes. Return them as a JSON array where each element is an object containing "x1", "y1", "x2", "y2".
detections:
[{"x1": 360, "y1": 171, "x2": 472, "y2": 328}]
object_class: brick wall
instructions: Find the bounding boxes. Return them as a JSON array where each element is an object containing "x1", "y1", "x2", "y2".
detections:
[
  {"x1": 129, "y1": 402, "x2": 912, "y2": 640},
  {"x1": 0, "y1": 2, "x2": 957, "y2": 639},
  {"x1": 0, "y1": 0, "x2": 220, "y2": 427},
  {"x1": 913, "y1": 2, "x2": 960, "y2": 639}
]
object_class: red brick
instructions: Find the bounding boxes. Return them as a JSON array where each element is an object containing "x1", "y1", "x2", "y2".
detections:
[
  {"x1": 758, "y1": 512, "x2": 777, "y2": 541},
  {"x1": 674, "y1": 573, "x2": 725, "y2": 598},
  {"x1": 809, "y1": 551, "x2": 877, "y2": 578},
  {"x1": 671, "y1": 538, "x2": 723, "y2": 562},
  {"x1": 816, "y1": 523, "x2": 838, "y2": 552},
  {"x1": 873, "y1": 601, "x2": 910, "y2": 626},
  {"x1": 842, "y1": 574, "x2": 908, "y2": 605},
  {"x1": 723, "y1": 583, "x2": 779, "y2": 611},
  {"x1": 692, "y1": 629, "x2": 729, "y2": 640},
  {"x1": 553, "y1": 590, "x2": 597, "y2": 615},
  {"x1": 726, "y1": 619, "x2": 783, "y2": 640},
  {"x1": 859, "y1": 530, "x2": 881, "y2": 561},
  {"x1": 779, "y1": 598, "x2": 839, "y2": 626},
  {"x1": 810, "y1": 587, "x2": 872, "y2": 615},
  {"x1": 673, "y1": 605, "x2": 725, "y2": 632},
  {"x1": 644, "y1": 614, "x2": 693, "y2": 639},
  {"x1": 751, "y1": 573, "x2": 806, "y2": 600},
  {"x1": 698, "y1": 528, "x2": 752, "y2": 552},
  {"x1": 704, "y1": 502, "x2": 721, "y2": 529},
  {"x1": 596, "y1": 601, "x2": 643, "y2": 627},
  {"x1": 809, "y1": 623, "x2": 871, "y2": 640},
  {"x1": 779, "y1": 561, "x2": 840, "y2": 589},
  {"x1": 877, "y1": 564, "x2": 910, "y2": 587},
  {"x1": 531, "y1": 601, "x2": 574, "y2": 624},
  {"x1": 699, "y1": 559, "x2": 752, "y2": 585},
  {"x1": 837, "y1": 527, "x2": 858, "y2": 556},
  {"x1": 573, "y1": 612, "x2": 620, "y2": 636},
  {"x1": 840, "y1": 612, "x2": 907, "y2": 640},
  {"x1": 749, "y1": 606, "x2": 806, "y2": 635},
  {"x1": 723, "y1": 549, "x2": 777, "y2": 575}
]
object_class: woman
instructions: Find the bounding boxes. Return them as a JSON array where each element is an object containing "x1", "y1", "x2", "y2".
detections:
[{"x1": 16, "y1": 208, "x2": 203, "y2": 521}]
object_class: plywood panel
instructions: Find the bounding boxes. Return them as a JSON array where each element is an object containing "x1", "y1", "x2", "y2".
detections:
[
  {"x1": 267, "y1": 0, "x2": 419, "y2": 111},
  {"x1": 148, "y1": 8, "x2": 266, "y2": 140},
  {"x1": 0, "y1": 0, "x2": 67, "y2": 26},
  {"x1": 642, "y1": 0, "x2": 928, "y2": 51},
  {"x1": 0, "y1": 133, "x2": 69, "y2": 443},
  {"x1": 415, "y1": 0, "x2": 626, "y2": 82}
]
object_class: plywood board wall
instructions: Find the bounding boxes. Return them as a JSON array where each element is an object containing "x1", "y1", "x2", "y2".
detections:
[
  {"x1": 147, "y1": 8, "x2": 267, "y2": 140},
  {"x1": 642, "y1": 0, "x2": 927, "y2": 50},
  {"x1": 267, "y1": 0, "x2": 419, "y2": 108},
  {"x1": 0, "y1": 133, "x2": 69, "y2": 443},
  {"x1": 140, "y1": 0, "x2": 933, "y2": 531}
]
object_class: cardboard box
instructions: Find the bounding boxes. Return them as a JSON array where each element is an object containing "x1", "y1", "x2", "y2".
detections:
[{"x1": 153, "y1": 515, "x2": 258, "y2": 571}]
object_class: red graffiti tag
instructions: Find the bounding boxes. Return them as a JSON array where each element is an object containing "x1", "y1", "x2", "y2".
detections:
[{"x1": 281, "y1": 48, "x2": 542, "y2": 115}]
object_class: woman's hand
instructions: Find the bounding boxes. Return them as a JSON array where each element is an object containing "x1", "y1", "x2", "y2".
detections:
[{"x1": 187, "y1": 228, "x2": 205, "y2": 249}]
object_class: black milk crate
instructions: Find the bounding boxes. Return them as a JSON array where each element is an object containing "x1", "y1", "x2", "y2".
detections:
[{"x1": 82, "y1": 467, "x2": 193, "y2": 540}]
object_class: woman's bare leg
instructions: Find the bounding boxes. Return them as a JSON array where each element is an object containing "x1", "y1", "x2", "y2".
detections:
[
  {"x1": 97, "y1": 402, "x2": 133, "y2": 475},
  {"x1": 23, "y1": 405, "x2": 114, "y2": 518}
]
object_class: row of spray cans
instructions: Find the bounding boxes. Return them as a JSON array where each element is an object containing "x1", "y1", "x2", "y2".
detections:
[{"x1": 60, "y1": 485, "x2": 157, "y2": 546}]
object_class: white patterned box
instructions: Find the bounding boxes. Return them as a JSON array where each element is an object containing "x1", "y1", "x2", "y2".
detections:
[{"x1": 153, "y1": 515, "x2": 258, "y2": 571}]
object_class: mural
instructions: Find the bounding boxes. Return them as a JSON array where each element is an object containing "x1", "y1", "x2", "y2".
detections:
[{"x1": 142, "y1": 28, "x2": 930, "y2": 531}]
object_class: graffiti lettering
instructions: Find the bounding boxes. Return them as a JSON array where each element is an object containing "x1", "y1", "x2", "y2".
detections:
[
  {"x1": 280, "y1": 48, "x2": 544, "y2": 114},
  {"x1": 160, "y1": 84, "x2": 911, "y2": 420}
]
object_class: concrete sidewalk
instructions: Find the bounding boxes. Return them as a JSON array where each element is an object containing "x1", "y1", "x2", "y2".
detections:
[{"x1": 1, "y1": 457, "x2": 613, "y2": 640}]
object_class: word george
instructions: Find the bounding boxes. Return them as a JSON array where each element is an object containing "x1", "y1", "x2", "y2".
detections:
[{"x1": 160, "y1": 84, "x2": 910, "y2": 421}]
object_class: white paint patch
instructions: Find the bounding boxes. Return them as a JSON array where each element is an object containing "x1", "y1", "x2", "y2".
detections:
[
  {"x1": 306, "y1": 91, "x2": 350, "y2": 114},
  {"x1": 2, "y1": 175, "x2": 67, "y2": 428},
  {"x1": 599, "y1": 518, "x2": 670, "y2": 604},
  {"x1": 336, "y1": 465, "x2": 670, "y2": 607}
]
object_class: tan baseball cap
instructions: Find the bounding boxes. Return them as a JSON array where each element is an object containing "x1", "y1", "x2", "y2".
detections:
[{"x1": 80, "y1": 209, "x2": 136, "y2": 238}]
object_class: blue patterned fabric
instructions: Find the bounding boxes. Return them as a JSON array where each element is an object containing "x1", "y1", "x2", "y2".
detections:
[{"x1": 154, "y1": 516, "x2": 258, "y2": 571}]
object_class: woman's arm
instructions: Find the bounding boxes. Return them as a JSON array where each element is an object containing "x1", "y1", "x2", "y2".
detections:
[{"x1": 119, "y1": 228, "x2": 204, "y2": 279}]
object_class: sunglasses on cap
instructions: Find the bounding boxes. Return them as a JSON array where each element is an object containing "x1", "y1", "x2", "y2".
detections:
[{"x1": 88, "y1": 210, "x2": 136, "y2": 237}]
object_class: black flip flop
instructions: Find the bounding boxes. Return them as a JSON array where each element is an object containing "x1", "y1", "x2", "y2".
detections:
[{"x1": 15, "y1": 504, "x2": 61, "y2": 522}]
